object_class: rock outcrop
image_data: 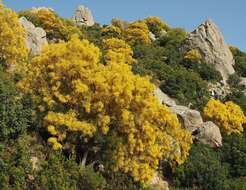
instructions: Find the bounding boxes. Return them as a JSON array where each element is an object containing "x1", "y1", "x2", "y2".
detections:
[
  {"x1": 74, "y1": 5, "x2": 94, "y2": 26},
  {"x1": 19, "y1": 17, "x2": 47, "y2": 55},
  {"x1": 154, "y1": 88, "x2": 223, "y2": 147},
  {"x1": 170, "y1": 105, "x2": 203, "y2": 132},
  {"x1": 194, "y1": 121, "x2": 222, "y2": 147},
  {"x1": 181, "y1": 19, "x2": 235, "y2": 82},
  {"x1": 208, "y1": 82, "x2": 231, "y2": 99},
  {"x1": 154, "y1": 88, "x2": 176, "y2": 106}
]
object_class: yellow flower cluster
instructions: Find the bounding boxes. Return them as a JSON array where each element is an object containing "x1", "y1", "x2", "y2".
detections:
[
  {"x1": 184, "y1": 49, "x2": 202, "y2": 62},
  {"x1": 102, "y1": 25, "x2": 122, "y2": 38},
  {"x1": 126, "y1": 21, "x2": 151, "y2": 44},
  {"x1": 203, "y1": 99, "x2": 246, "y2": 135},
  {"x1": 47, "y1": 137, "x2": 62, "y2": 150},
  {"x1": 103, "y1": 38, "x2": 134, "y2": 65},
  {"x1": 19, "y1": 35, "x2": 192, "y2": 184},
  {"x1": 0, "y1": 4, "x2": 27, "y2": 68},
  {"x1": 20, "y1": 8, "x2": 81, "y2": 41},
  {"x1": 144, "y1": 16, "x2": 170, "y2": 35}
]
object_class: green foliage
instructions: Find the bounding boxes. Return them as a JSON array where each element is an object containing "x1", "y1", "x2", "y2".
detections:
[
  {"x1": 80, "y1": 23, "x2": 103, "y2": 47},
  {"x1": 226, "y1": 74, "x2": 246, "y2": 113},
  {"x1": 0, "y1": 134, "x2": 107, "y2": 190},
  {"x1": 160, "y1": 66, "x2": 209, "y2": 109},
  {"x1": 225, "y1": 178, "x2": 246, "y2": 190},
  {"x1": 166, "y1": 144, "x2": 228, "y2": 190},
  {"x1": 219, "y1": 131, "x2": 246, "y2": 178},
  {"x1": 230, "y1": 47, "x2": 246, "y2": 77},
  {"x1": 132, "y1": 44, "x2": 209, "y2": 109},
  {"x1": 157, "y1": 28, "x2": 187, "y2": 64},
  {"x1": 104, "y1": 172, "x2": 140, "y2": 190},
  {"x1": 0, "y1": 135, "x2": 34, "y2": 190},
  {"x1": 0, "y1": 68, "x2": 30, "y2": 140},
  {"x1": 37, "y1": 157, "x2": 106, "y2": 190},
  {"x1": 181, "y1": 59, "x2": 223, "y2": 83}
]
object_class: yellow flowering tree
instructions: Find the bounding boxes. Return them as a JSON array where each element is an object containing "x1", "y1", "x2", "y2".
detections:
[
  {"x1": 125, "y1": 21, "x2": 151, "y2": 44},
  {"x1": 0, "y1": 4, "x2": 27, "y2": 68},
  {"x1": 144, "y1": 16, "x2": 170, "y2": 37},
  {"x1": 103, "y1": 37, "x2": 134, "y2": 65},
  {"x1": 102, "y1": 25, "x2": 122, "y2": 38},
  {"x1": 19, "y1": 8, "x2": 81, "y2": 41},
  {"x1": 203, "y1": 99, "x2": 246, "y2": 135},
  {"x1": 18, "y1": 35, "x2": 192, "y2": 184}
]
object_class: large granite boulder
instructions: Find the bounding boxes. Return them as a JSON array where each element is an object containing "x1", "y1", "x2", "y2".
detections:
[
  {"x1": 170, "y1": 105, "x2": 203, "y2": 132},
  {"x1": 194, "y1": 121, "x2": 222, "y2": 147},
  {"x1": 19, "y1": 17, "x2": 47, "y2": 56},
  {"x1": 74, "y1": 5, "x2": 94, "y2": 26},
  {"x1": 154, "y1": 88, "x2": 176, "y2": 106},
  {"x1": 181, "y1": 19, "x2": 235, "y2": 82}
]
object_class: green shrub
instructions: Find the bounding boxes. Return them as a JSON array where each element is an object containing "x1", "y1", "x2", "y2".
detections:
[
  {"x1": 219, "y1": 131, "x2": 246, "y2": 178},
  {"x1": 182, "y1": 59, "x2": 222, "y2": 83},
  {"x1": 230, "y1": 47, "x2": 246, "y2": 77},
  {"x1": 0, "y1": 68, "x2": 30, "y2": 140},
  {"x1": 104, "y1": 172, "x2": 140, "y2": 190},
  {"x1": 166, "y1": 144, "x2": 228, "y2": 190}
]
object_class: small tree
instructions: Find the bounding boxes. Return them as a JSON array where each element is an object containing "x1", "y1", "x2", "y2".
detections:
[
  {"x1": 19, "y1": 35, "x2": 192, "y2": 184},
  {"x1": 126, "y1": 21, "x2": 151, "y2": 44},
  {"x1": 0, "y1": 4, "x2": 27, "y2": 68}
]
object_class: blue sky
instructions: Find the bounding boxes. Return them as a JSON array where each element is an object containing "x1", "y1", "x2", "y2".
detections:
[{"x1": 4, "y1": 0, "x2": 246, "y2": 51}]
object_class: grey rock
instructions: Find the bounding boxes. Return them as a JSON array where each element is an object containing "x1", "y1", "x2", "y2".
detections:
[
  {"x1": 149, "y1": 172, "x2": 169, "y2": 190},
  {"x1": 240, "y1": 77, "x2": 246, "y2": 96},
  {"x1": 208, "y1": 82, "x2": 231, "y2": 99},
  {"x1": 181, "y1": 19, "x2": 235, "y2": 82},
  {"x1": 74, "y1": 5, "x2": 94, "y2": 26},
  {"x1": 170, "y1": 105, "x2": 203, "y2": 132},
  {"x1": 195, "y1": 121, "x2": 222, "y2": 147},
  {"x1": 19, "y1": 17, "x2": 47, "y2": 56},
  {"x1": 240, "y1": 77, "x2": 246, "y2": 88},
  {"x1": 149, "y1": 32, "x2": 156, "y2": 41},
  {"x1": 154, "y1": 88, "x2": 176, "y2": 106}
]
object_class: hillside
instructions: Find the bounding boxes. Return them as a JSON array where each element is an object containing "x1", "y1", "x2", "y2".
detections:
[{"x1": 0, "y1": 3, "x2": 245, "y2": 190}]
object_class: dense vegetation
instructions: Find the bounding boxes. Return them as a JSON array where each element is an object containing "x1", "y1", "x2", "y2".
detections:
[{"x1": 0, "y1": 3, "x2": 245, "y2": 190}]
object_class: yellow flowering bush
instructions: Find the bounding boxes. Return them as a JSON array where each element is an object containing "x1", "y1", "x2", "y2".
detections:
[
  {"x1": 18, "y1": 35, "x2": 192, "y2": 184},
  {"x1": 103, "y1": 37, "x2": 134, "y2": 65},
  {"x1": 203, "y1": 99, "x2": 246, "y2": 135},
  {"x1": 144, "y1": 16, "x2": 170, "y2": 36},
  {"x1": 125, "y1": 21, "x2": 151, "y2": 44},
  {"x1": 102, "y1": 25, "x2": 122, "y2": 38},
  {"x1": 19, "y1": 8, "x2": 81, "y2": 41},
  {"x1": 184, "y1": 49, "x2": 202, "y2": 62},
  {"x1": 0, "y1": 4, "x2": 27, "y2": 67}
]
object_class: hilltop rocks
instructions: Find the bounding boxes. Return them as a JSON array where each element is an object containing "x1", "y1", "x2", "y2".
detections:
[
  {"x1": 181, "y1": 19, "x2": 235, "y2": 82},
  {"x1": 194, "y1": 121, "x2": 222, "y2": 147},
  {"x1": 74, "y1": 5, "x2": 94, "y2": 26},
  {"x1": 19, "y1": 17, "x2": 47, "y2": 55},
  {"x1": 170, "y1": 105, "x2": 203, "y2": 132}
]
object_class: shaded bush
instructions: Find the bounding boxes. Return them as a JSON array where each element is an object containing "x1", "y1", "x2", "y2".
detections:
[
  {"x1": 0, "y1": 68, "x2": 30, "y2": 140},
  {"x1": 165, "y1": 144, "x2": 228, "y2": 190}
]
